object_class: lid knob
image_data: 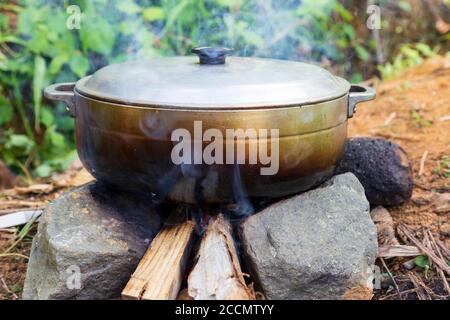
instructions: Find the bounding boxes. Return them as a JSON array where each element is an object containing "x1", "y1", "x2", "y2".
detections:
[{"x1": 192, "y1": 47, "x2": 234, "y2": 65}]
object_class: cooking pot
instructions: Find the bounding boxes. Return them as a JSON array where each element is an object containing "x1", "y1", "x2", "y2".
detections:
[{"x1": 45, "y1": 47, "x2": 375, "y2": 204}]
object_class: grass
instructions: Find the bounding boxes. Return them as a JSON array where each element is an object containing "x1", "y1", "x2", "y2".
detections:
[
  {"x1": 434, "y1": 155, "x2": 450, "y2": 178},
  {"x1": 2, "y1": 215, "x2": 38, "y2": 255},
  {"x1": 410, "y1": 110, "x2": 432, "y2": 128}
]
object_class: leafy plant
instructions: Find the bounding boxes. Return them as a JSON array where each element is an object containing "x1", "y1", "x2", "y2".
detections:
[
  {"x1": 410, "y1": 110, "x2": 432, "y2": 129},
  {"x1": 0, "y1": 1, "x2": 448, "y2": 179},
  {"x1": 415, "y1": 255, "x2": 431, "y2": 278},
  {"x1": 0, "y1": 0, "x2": 367, "y2": 179},
  {"x1": 434, "y1": 155, "x2": 450, "y2": 178},
  {"x1": 378, "y1": 43, "x2": 440, "y2": 80}
]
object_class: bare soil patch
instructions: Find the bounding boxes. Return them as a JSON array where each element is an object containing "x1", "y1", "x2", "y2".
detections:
[{"x1": 349, "y1": 56, "x2": 450, "y2": 299}]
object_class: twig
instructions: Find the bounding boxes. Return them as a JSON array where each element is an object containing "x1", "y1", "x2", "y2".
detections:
[
  {"x1": 422, "y1": 229, "x2": 433, "y2": 254},
  {"x1": 0, "y1": 253, "x2": 29, "y2": 259},
  {"x1": 378, "y1": 245, "x2": 421, "y2": 258},
  {"x1": 408, "y1": 273, "x2": 424, "y2": 300},
  {"x1": 0, "y1": 277, "x2": 18, "y2": 299},
  {"x1": 3, "y1": 183, "x2": 53, "y2": 196},
  {"x1": 383, "y1": 112, "x2": 397, "y2": 126},
  {"x1": 413, "y1": 271, "x2": 443, "y2": 299},
  {"x1": 427, "y1": 230, "x2": 450, "y2": 296},
  {"x1": 380, "y1": 257, "x2": 402, "y2": 299},
  {"x1": 408, "y1": 272, "x2": 431, "y2": 300},
  {"x1": 418, "y1": 150, "x2": 429, "y2": 177},
  {"x1": 0, "y1": 200, "x2": 45, "y2": 210},
  {"x1": 435, "y1": 238, "x2": 450, "y2": 261},
  {"x1": 379, "y1": 288, "x2": 417, "y2": 300},
  {"x1": 398, "y1": 224, "x2": 450, "y2": 275},
  {"x1": 0, "y1": 228, "x2": 15, "y2": 233}
]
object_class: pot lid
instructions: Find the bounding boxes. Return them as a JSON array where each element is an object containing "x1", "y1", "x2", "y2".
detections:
[{"x1": 75, "y1": 47, "x2": 350, "y2": 109}]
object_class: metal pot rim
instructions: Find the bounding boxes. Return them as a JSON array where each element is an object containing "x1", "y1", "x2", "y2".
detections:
[
  {"x1": 74, "y1": 75, "x2": 350, "y2": 111},
  {"x1": 74, "y1": 56, "x2": 352, "y2": 109}
]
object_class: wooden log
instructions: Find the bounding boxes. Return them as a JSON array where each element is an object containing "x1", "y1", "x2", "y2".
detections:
[
  {"x1": 122, "y1": 213, "x2": 196, "y2": 300},
  {"x1": 378, "y1": 245, "x2": 421, "y2": 258},
  {"x1": 187, "y1": 214, "x2": 255, "y2": 300},
  {"x1": 167, "y1": 177, "x2": 197, "y2": 204}
]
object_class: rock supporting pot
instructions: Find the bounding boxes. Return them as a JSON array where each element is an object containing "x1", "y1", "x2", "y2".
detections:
[
  {"x1": 22, "y1": 183, "x2": 162, "y2": 300},
  {"x1": 240, "y1": 173, "x2": 378, "y2": 300}
]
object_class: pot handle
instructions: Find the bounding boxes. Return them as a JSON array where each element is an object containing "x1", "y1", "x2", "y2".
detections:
[
  {"x1": 348, "y1": 84, "x2": 376, "y2": 118},
  {"x1": 44, "y1": 83, "x2": 76, "y2": 117}
]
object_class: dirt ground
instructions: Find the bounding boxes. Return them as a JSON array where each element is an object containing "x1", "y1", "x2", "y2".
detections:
[
  {"x1": 348, "y1": 56, "x2": 450, "y2": 300},
  {"x1": 0, "y1": 57, "x2": 449, "y2": 300},
  {"x1": 349, "y1": 56, "x2": 450, "y2": 245}
]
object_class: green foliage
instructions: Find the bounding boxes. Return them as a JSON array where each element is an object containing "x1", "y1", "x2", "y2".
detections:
[
  {"x1": 1, "y1": 1, "x2": 447, "y2": 179},
  {"x1": 1, "y1": 0, "x2": 368, "y2": 179},
  {"x1": 410, "y1": 110, "x2": 432, "y2": 129},
  {"x1": 378, "y1": 43, "x2": 440, "y2": 80},
  {"x1": 0, "y1": 1, "x2": 79, "y2": 178},
  {"x1": 142, "y1": 7, "x2": 166, "y2": 21},
  {"x1": 415, "y1": 255, "x2": 431, "y2": 278},
  {"x1": 415, "y1": 255, "x2": 430, "y2": 268},
  {"x1": 0, "y1": 95, "x2": 13, "y2": 125},
  {"x1": 434, "y1": 155, "x2": 450, "y2": 179}
]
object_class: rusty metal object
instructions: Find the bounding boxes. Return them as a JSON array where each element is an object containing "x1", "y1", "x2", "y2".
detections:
[{"x1": 44, "y1": 48, "x2": 375, "y2": 203}]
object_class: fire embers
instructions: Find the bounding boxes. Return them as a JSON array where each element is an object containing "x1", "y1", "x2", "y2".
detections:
[{"x1": 165, "y1": 164, "x2": 254, "y2": 216}]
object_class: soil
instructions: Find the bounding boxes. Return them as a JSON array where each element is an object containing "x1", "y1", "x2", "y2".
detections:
[
  {"x1": 349, "y1": 56, "x2": 450, "y2": 246},
  {"x1": 348, "y1": 56, "x2": 450, "y2": 300},
  {"x1": 0, "y1": 56, "x2": 449, "y2": 300}
]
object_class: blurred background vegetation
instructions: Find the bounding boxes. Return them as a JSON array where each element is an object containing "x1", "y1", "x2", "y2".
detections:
[{"x1": 0, "y1": 0, "x2": 449, "y2": 181}]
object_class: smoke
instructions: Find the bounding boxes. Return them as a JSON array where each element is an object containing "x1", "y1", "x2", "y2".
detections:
[
  {"x1": 74, "y1": 0, "x2": 346, "y2": 215},
  {"x1": 77, "y1": 0, "x2": 342, "y2": 64}
]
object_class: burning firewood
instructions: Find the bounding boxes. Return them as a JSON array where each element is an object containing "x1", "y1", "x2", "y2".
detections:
[
  {"x1": 187, "y1": 214, "x2": 255, "y2": 300},
  {"x1": 168, "y1": 177, "x2": 198, "y2": 204},
  {"x1": 122, "y1": 212, "x2": 196, "y2": 300}
]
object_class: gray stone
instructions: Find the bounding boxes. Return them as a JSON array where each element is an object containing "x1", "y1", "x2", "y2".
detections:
[
  {"x1": 22, "y1": 182, "x2": 163, "y2": 300},
  {"x1": 239, "y1": 173, "x2": 378, "y2": 300}
]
